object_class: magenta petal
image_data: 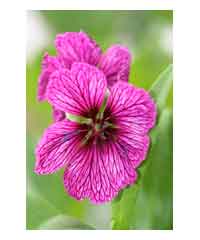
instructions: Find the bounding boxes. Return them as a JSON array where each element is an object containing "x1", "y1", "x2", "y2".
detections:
[
  {"x1": 63, "y1": 143, "x2": 137, "y2": 204},
  {"x1": 35, "y1": 120, "x2": 82, "y2": 175},
  {"x1": 107, "y1": 82, "x2": 157, "y2": 134},
  {"x1": 55, "y1": 31, "x2": 102, "y2": 68},
  {"x1": 116, "y1": 131, "x2": 150, "y2": 168},
  {"x1": 105, "y1": 82, "x2": 156, "y2": 168},
  {"x1": 52, "y1": 107, "x2": 66, "y2": 122},
  {"x1": 37, "y1": 53, "x2": 64, "y2": 101},
  {"x1": 99, "y1": 45, "x2": 131, "y2": 87},
  {"x1": 46, "y1": 63, "x2": 107, "y2": 116}
]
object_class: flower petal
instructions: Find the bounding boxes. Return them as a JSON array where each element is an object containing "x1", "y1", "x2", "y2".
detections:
[
  {"x1": 106, "y1": 82, "x2": 156, "y2": 134},
  {"x1": 37, "y1": 53, "x2": 64, "y2": 101},
  {"x1": 46, "y1": 63, "x2": 107, "y2": 117},
  {"x1": 55, "y1": 31, "x2": 101, "y2": 68},
  {"x1": 63, "y1": 142, "x2": 137, "y2": 204},
  {"x1": 115, "y1": 132, "x2": 150, "y2": 168},
  {"x1": 35, "y1": 120, "x2": 84, "y2": 174},
  {"x1": 99, "y1": 45, "x2": 131, "y2": 87},
  {"x1": 52, "y1": 107, "x2": 66, "y2": 122},
  {"x1": 104, "y1": 82, "x2": 156, "y2": 168}
]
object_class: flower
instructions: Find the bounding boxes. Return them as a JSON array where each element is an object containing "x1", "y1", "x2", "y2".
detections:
[
  {"x1": 37, "y1": 31, "x2": 131, "y2": 121},
  {"x1": 35, "y1": 62, "x2": 156, "y2": 204}
]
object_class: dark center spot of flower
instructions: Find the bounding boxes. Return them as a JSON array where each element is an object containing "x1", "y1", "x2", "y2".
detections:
[
  {"x1": 82, "y1": 107, "x2": 99, "y2": 120},
  {"x1": 82, "y1": 116, "x2": 117, "y2": 146}
]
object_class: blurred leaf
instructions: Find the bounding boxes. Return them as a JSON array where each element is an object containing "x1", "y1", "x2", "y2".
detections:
[
  {"x1": 112, "y1": 108, "x2": 172, "y2": 229},
  {"x1": 26, "y1": 189, "x2": 60, "y2": 229},
  {"x1": 149, "y1": 64, "x2": 173, "y2": 115},
  {"x1": 111, "y1": 65, "x2": 173, "y2": 229},
  {"x1": 131, "y1": 109, "x2": 172, "y2": 229},
  {"x1": 38, "y1": 215, "x2": 95, "y2": 230},
  {"x1": 27, "y1": 188, "x2": 94, "y2": 230},
  {"x1": 130, "y1": 50, "x2": 171, "y2": 90}
]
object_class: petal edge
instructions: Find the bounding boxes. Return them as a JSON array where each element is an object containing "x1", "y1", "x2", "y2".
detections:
[{"x1": 99, "y1": 45, "x2": 132, "y2": 87}]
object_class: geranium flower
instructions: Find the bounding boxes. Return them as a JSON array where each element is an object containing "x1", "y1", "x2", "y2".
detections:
[
  {"x1": 35, "y1": 63, "x2": 156, "y2": 204},
  {"x1": 37, "y1": 31, "x2": 131, "y2": 121}
]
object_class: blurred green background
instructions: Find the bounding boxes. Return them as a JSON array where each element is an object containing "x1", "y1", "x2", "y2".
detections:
[{"x1": 26, "y1": 10, "x2": 173, "y2": 230}]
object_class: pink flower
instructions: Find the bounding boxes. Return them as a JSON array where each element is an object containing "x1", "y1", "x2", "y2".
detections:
[
  {"x1": 35, "y1": 63, "x2": 156, "y2": 204},
  {"x1": 37, "y1": 31, "x2": 131, "y2": 122}
]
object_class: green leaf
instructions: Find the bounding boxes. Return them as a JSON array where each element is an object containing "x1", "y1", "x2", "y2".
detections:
[
  {"x1": 111, "y1": 108, "x2": 173, "y2": 229},
  {"x1": 27, "y1": 188, "x2": 95, "y2": 230},
  {"x1": 131, "y1": 109, "x2": 172, "y2": 229},
  {"x1": 38, "y1": 215, "x2": 95, "y2": 230},
  {"x1": 26, "y1": 188, "x2": 60, "y2": 229},
  {"x1": 149, "y1": 64, "x2": 173, "y2": 115}
]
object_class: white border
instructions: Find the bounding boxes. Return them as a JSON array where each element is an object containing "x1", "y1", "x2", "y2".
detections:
[
  {"x1": 2, "y1": 0, "x2": 200, "y2": 239},
  {"x1": 26, "y1": 0, "x2": 174, "y2": 10},
  {"x1": 26, "y1": 0, "x2": 175, "y2": 10}
]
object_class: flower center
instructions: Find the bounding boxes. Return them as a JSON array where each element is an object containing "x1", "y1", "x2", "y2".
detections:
[{"x1": 82, "y1": 118, "x2": 116, "y2": 146}]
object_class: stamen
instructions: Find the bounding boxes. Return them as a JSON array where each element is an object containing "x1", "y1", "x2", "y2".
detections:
[{"x1": 96, "y1": 89, "x2": 110, "y2": 120}]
